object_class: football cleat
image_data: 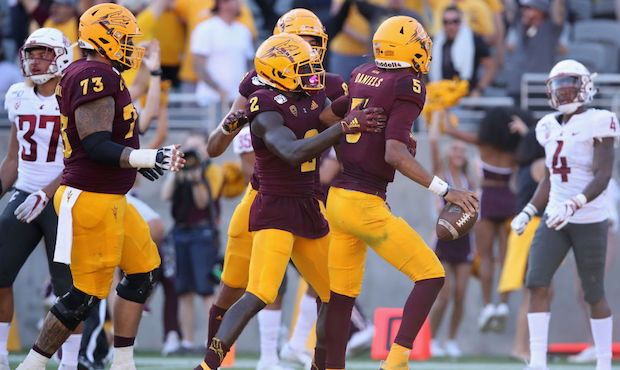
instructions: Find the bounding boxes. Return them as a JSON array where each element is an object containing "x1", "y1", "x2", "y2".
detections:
[
  {"x1": 430, "y1": 339, "x2": 446, "y2": 357},
  {"x1": 567, "y1": 345, "x2": 596, "y2": 363},
  {"x1": 478, "y1": 303, "x2": 496, "y2": 332},
  {"x1": 280, "y1": 342, "x2": 312, "y2": 369},
  {"x1": 444, "y1": 340, "x2": 463, "y2": 358},
  {"x1": 379, "y1": 360, "x2": 409, "y2": 370}
]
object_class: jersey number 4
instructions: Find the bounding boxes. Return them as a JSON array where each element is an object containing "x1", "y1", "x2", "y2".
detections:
[
  {"x1": 18, "y1": 115, "x2": 61, "y2": 162},
  {"x1": 552, "y1": 140, "x2": 570, "y2": 182}
]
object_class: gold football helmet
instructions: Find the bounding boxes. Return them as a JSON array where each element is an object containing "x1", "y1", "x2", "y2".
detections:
[
  {"x1": 373, "y1": 16, "x2": 432, "y2": 74},
  {"x1": 273, "y1": 8, "x2": 328, "y2": 62},
  {"x1": 78, "y1": 3, "x2": 144, "y2": 69},
  {"x1": 255, "y1": 33, "x2": 325, "y2": 92}
]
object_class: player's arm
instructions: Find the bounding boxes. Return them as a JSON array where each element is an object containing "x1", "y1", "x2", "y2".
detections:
[
  {"x1": 239, "y1": 151, "x2": 255, "y2": 182},
  {"x1": 207, "y1": 94, "x2": 249, "y2": 158},
  {"x1": 429, "y1": 111, "x2": 443, "y2": 175},
  {"x1": 252, "y1": 107, "x2": 385, "y2": 166},
  {"x1": 319, "y1": 95, "x2": 350, "y2": 126},
  {"x1": 137, "y1": 40, "x2": 162, "y2": 135},
  {"x1": 443, "y1": 117, "x2": 479, "y2": 145},
  {"x1": 0, "y1": 123, "x2": 19, "y2": 199},
  {"x1": 75, "y1": 97, "x2": 183, "y2": 172},
  {"x1": 582, "y1": 137, "x2": 614, "y2": 202}
]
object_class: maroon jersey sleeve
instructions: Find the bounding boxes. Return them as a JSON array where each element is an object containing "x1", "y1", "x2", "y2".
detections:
[
  {"x1": 325, "y1": 72, "x2": 348, "y2": 101},
  {"x1": 394, "y1": 75, "x2": 426, "y2": 108},
  {"x1": 67, "y1": 66, "x2": 120, "y2": 112},
  {"x1": 239, "y1": 69, "x2": 261, "y2": 99},
  {"x1": 330, "y1": 95, "x2": 350, "y2": 118},
  {"x1": 385, "y1": 99, "x2": 421, "y2": 143},
  {"x1": 246, "y1": 89, "x2": 284, "y2": 123}
]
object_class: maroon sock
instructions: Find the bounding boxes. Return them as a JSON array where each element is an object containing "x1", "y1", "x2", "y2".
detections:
[
  {"x1": 394, "y1": 277, "x2": 444, "y2": 349},
  {"x1": 114, "y1": 335, "x2": 135, "y2": 348},
  {"x1": 312, "y1": 346, "x2": 326, "y2": 370},
  {"x1": 197, "y1": 338, "x2": 230, "y2": 370},
  {"x1": 32, "y1": 344, "x2": 53, "y2": 358},
  {"x1": 207, "y1": 305, "x2": 228, "y2": 347},
  {"x1": 325, "y1": 291, "x2": 356, "y2": 369}
]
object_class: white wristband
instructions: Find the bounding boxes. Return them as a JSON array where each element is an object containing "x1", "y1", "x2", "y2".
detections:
[
  {"x1": 220, "y1": 124, "x2": 232, "y2": 136},
  {"x1": 428, "y1": 176, "x2": 449, "y2": 197},
  {"x1": 523, "y1": 203, "x2": 538, "y2": 218},
  {"x1": 128, "y1": 149, "x2": 157, "y2": 168},
  {"x1": 574, "y1": 193, "x2": 587, "y2": 207}
]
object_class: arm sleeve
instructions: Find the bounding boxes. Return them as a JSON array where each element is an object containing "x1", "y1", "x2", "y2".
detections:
[
  {"x1": 330, "y1": 95, "x2": 351, "y2": 118},
  {"x1": 238, "y1": 69, "x2": 258, "y2": 98},
  {"x1": 394, "y1": 76, "x2": 426, "y2": 108},
  {"x1": 325, "y1": 73, "x2": 348, "y2": 101},
  {"x1": 68, "y1": 67, "x2": 119, "y2": 112},
  {"x1": 245, "y1": 90, "x2": 282, "y2": 123},
  {"x1": 592, "y1": 111, "x2": 620, "y2": 142},
  {"x1": 4, "y1": 85, "x2": 16, "y2": 122},
  {"x1": 385, "y1": 99, "x2": 421, "y2": 143}
]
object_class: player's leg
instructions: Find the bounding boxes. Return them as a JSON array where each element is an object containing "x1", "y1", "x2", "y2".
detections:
[
  {"x1": 114, "y1": 203, "x2": 161, "y2": 369},
  {"x1": 429, "y1": 261, "x2": 451, "y2": 357},
  {"x1": 39, "y1": 201, "x2": 82, "y2": 370},
  {"x1": 0, "y1": 191, "x2": 45, "y2": 369},
  {"x1": 493, "y1": 221, "x2": 510, "y2": 333},
  {"x1": 208, "y1": 186, "x2": 256, "y2": 347},
  {"x1": 257, "y1": 275, "x2": 287, "y2": 369},
  {"x1": 473, "y1": 218, "x2": 497, "y2": 331},
  {"x1": 524, "y1": 220, "x2": 572, "y2": 369},
  {"x1": 282, "y1": 284, "x2": 317, "y2": 367},
  {"x1": 568, "y1": 221, "x2": 612, "y2": 370},
  {"x1": 197, "y1": 229, "x2": 294, "y2": 370}
]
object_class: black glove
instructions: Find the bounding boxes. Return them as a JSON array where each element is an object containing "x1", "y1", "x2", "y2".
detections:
[{"x1": 138, "y1": 167, "x2": 164, "y2": 181}]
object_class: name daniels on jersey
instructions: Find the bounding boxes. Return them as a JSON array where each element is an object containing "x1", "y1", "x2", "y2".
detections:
[{"x1": 354, "y1": 73, "x2": 384, "y2": 88}]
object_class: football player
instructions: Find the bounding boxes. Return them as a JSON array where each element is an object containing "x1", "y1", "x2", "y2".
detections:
[
  {"x1": 195, "y1": 32, "x2": 385, "y2": 370},
  {"x1": 319, "y1": 16, "x2": 479, "y2": 370},
  {"x1": 510, "y1": 59, "x2": 617, "y2": 370},
  {"x1": 0, "y1": 28, "x2": 79, "y2": 370},
  {"x1": 16, "y1": 4, "x2": 184, "y2": 370}
]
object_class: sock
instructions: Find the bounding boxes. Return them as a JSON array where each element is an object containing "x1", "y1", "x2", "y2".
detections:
[
  {"x1": 20, "y1": 348, "x2": 51, "y2": 367},
  {"x1": 394, "y1": 277, "x2": 444, "y2": 348},
  {"x1": 325, "y1": 291, "x2": 356, "y2": 369},
  {"x1": 312, "y1": 347, "x2": 326, "y2": 370},
  {"x1": 385, "y1": 343, "x2": 411, "y2": 368},
  {"x1": 527, "y1": 312, "x2": 550, "y2": 368},
  {"x1": 199, "y1": 338, "x2": 230, "y2": 370},
  {"x1": 590, "y1": 316, "x2": 612, "y2": 370},
  {"x1": 290, "y1": 294, "x2": 318, "y2": 351},
  {"x1": 207, "y1": 305, "x2": 227, "y2": 348},
  {"x1": 0, "y1": 322, "x2": 9, "y2": 357},
  {"x1": 258, "y1": 309, "x2": 281, "y2": 364},
  {"x1": 60, "y1": 333, "x2": 81, "y2": 367},
  {"x1": 112, "y1": 346, "x2": 134, "y2": 366}
]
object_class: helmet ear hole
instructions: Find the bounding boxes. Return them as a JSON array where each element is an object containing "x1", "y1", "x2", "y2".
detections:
[{"x1": 415, "y1": 53, "x2": 422, "y2": 59}]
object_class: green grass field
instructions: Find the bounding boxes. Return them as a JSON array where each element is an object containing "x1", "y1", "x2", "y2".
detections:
[{"x1": 8, "y1": 352, "x2": 620, "y2": 369}]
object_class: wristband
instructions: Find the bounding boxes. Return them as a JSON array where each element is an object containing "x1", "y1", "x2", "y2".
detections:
[
  {"x1": 220, "y1": 124, "x2": 233, "y2": 136},
  {"x1": 574, "y1": 193, "x2": 587, "y2": 207},
  {"x1": 523, "y1": 203, "x2": 538, "y2": 219},
  {"x1": 150, "y1": 69, "x2": 162, "y2": 76},
  {"x1": 128, "y1": 149, "x2": 157, "y2": 168},
  {"x1": 428, "y1": 176, "x2": 449, "y2": 197}
]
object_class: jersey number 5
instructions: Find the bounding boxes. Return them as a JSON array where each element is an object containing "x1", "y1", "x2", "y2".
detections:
[
  {"x1": 552, "y1": 140, "x2": 570, "y2": 182},
  {"x1": 346, "y1": 97, "x2": 369, "y2": 144}
]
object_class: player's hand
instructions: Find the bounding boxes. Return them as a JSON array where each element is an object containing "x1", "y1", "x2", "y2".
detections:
[
  {"x1": 511, "y1": 203, "x2": 537, "y2": 235},
  {"x1": 14, "y1": 190, "x2": 48, "y2": 223},
  {"x1": 138, "y1": 167, "x2": 164, "y2": 181},
  {"x1": 143, "y1": 39, "x2": 161, "y2": 73},
  {"x1": 406, "y1": 133, "x2": 417, "y2": 157},
  {"x1": 156, "y1": 144, "x2": 185, "y2": 172},
  {"x1": 221, "y1": 110, "x2": 248, "y2": 135},
  {"x1": 545, "y1": 195, "x2": 585, "y2": 230},
  {"x1": 340, "y1": 107, "x2": 387, "y2": 134},
  {"x1": 444, "y1": 188, "x2": 479, "y2": 215}
]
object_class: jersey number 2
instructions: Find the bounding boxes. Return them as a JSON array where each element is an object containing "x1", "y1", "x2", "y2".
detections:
[
  {"x1": 552, "y1": 140, "x2": 570, "y2": 182},
  {"x1": 18, "y1": 115, "x2": 61, "y2": 162}
]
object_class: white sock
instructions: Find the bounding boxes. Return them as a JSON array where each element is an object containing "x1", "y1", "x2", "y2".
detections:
[
  {"x1": 0, "y1": 322, "x2": 9, "y2": 357},
  {"x1": 258, "y1": 309, "x2": 281, "y2": 364},
  {"x1": 527, "y1": 312, "x2": 550, "y2": 368},
  {"x1": 112, "y1": 346, "x2": 134, "y2": 365},
  {"x1": 19, "y1": 348, "x2": 50, "y2": 368},
  {"x1": 590, "y1": 316, "x2": 613, "y2": 370},
  {"x1": 60, "y1": 334, "x2": 81, "y2": 367},
  {"x1": 289, "y1": 294, "x2": 317, "y2": 351}
]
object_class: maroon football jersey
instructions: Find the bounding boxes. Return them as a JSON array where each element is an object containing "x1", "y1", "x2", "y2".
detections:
[
  {"x1": 57, "y1": 59, "x2": 139, "y2": 194},
  {"x1": 246, "y1": 88, "x2": 329, "y2": 239},
  {"x1": 330, "y1": 63, "x2": 426, "y2": 199},
  {"x1": 239, "y1": 69, "x2": 346, "y2": 102}
]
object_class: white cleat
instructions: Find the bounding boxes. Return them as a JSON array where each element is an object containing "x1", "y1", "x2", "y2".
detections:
[
  {"x1": 162, "y1": 331, "x2": 181, "y2": 356},
  {"x1": 492, "y1": 303, "x2": 509, "y2": 333},
  {"x1": 478, "y1": 304, "x2": 496, "y2": 332},
  {"x1": 444, "y1": 340, "x2": 462, "y2": 358},
  {"x1": 346, "y1": 324, "x2": 374, "y2": 357},
  {"x1": 430, "y1": 339, "x2": 446, "y2": 357},
  {"x1": 58, "y1": 365, "x2": 79, "y2": 370},
  {"x1": 567, "y1": 345, "x2": 596, "y2": 363},
  {"x1": 279, "y1": 342, "x2": 312, "y2": 369}
]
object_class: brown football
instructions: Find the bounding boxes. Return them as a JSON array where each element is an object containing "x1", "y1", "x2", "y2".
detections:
[{"x1": 436, "y1": 203, "x2": 478, "y2": 241}]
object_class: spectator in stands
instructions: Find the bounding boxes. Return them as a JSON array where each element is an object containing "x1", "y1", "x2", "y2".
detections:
[
  {"x1": 328, "y1": 0, "x2": 371, "y2": 80},
  {"x1": 429, "y1": 5, "x2": 496, "y2": 97},
  {"x1": 429, "y1": 0, "x2": 496, "y2": 38},
  {"x1": 505, "y1": 0, "x2": 566, "y2": 103},
  {"x1": 43, "y1": 0, "x2": 78, "y2": 47},
  {"x1": 190, "y1": 0, "x2": 253, "y2": 109},
  {"x1": 0, "y1": 45, "x2": 23, "y2": 102},
  {"x1": 161, "y1": 131, "x2": 224, "y2": 354}
]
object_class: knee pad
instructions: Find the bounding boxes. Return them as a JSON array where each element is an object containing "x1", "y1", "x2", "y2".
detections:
[
  {"x1": 50, "y1": 286, "x2": 100, "y2": 331},
  {"x1": 116, "y1": 269, "x2": 160, "y2": 304}
]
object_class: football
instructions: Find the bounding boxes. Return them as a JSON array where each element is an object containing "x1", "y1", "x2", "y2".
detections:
[{"x1": 436, "y1": 203, "x2": 478, "y2": 241}]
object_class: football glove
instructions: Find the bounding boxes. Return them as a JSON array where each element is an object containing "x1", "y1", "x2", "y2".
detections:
[
  {"x1": 510, "y1": 203, "x2": 537, "y2": 235},
  {"x1": 14, "y1": 190, "x2": 48, "y2": 223},
  {"x1": 138, "y1": 167, "x2": 164, "y2": 181},
  {"x1": 221, "y1": 110, "x2": 249, "y2": 135},
  {"x1": 129, "y1": 145, "x2": 185, "y2": 172},
  {"x1": 545, "y1": 194, "x2": 586, "y2": 230},
  {"x1": 339, "y1": 107, "x2": 386, "y2": 134}
]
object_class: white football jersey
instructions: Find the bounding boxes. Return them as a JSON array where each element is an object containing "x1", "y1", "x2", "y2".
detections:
[
  {"x1": 4, "y1": 82, "x2": 64, "y2": 193},
  {"x1": 536, "y1": 108, "x2": 620, "y2": 223},
  {"x1": 232, "y1": 126, "x2": 253, "y2": 155}
]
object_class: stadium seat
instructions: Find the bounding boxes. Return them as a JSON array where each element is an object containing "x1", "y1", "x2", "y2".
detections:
[
  {"x1": 592, "y1": 0, "x2": 616, "y2": 18},
  {"x1": 573, "y1": 20, "x2": 620, "y2": 48},
  {"x1": 562, "y1": 43, "x2": 617, "y2": 73},
  {"x1": 568, "y1": 0, "x2": 593, "y2": 20}
]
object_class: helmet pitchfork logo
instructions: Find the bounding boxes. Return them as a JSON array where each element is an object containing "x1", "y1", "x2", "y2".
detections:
[
  {"x1": 259, "y1": 39, "x2": 300, "y2": 63},
  {"x1": 92, "y1": 9, "x2": 133, "y2": 28}
]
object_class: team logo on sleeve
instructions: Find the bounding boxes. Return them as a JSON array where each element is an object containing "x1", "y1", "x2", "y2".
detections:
[{"x1": 289, "y1": 105, "x2": 298, "y2": 116}]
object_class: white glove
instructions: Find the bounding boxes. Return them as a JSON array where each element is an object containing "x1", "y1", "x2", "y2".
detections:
[
  {"x1": 129, "y1": 145, "x2": 185, "y2": 172},
  {"x1": 545, "y1": 194, "x2": 587, "y2": 230},
  {"x1": 510, "y1": 203, "x2": 537, "y2": 235},
  {"x1": 14, "y1": 190, "x2": 49, "y2": 223}
]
